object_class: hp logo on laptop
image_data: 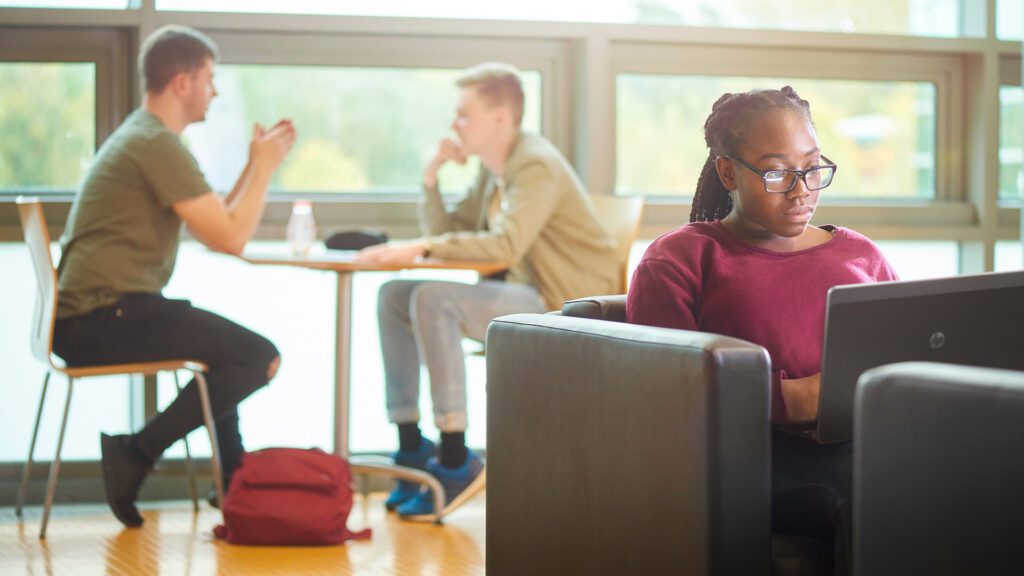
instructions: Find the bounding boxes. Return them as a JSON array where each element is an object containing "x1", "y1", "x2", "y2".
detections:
[{"x1": 929, "y1": 331, "x2": 946, "y2": 350}]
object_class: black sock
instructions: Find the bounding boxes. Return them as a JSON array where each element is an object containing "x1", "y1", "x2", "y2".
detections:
[
  {"x1": 440, "y1": 432, "x2": 467, "y2": 469},
  {"x1": 397, "y1": 423, "x2": 422, "y2": 452},
  {"x1": 127, "y1": 435, "x2": 155, "y2": 467}
]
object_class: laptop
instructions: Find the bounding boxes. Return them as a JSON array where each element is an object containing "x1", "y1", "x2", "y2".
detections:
[{"x1": 815, "y1": 269, "x2": 1024, "y2": 443}]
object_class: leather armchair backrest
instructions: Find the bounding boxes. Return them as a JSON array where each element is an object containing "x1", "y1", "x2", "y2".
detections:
[
  {"x1": 561, "y1": 294, "x2": 628, "y2": 323},
  {"x1": 486, "y1": 312, "x2": 772, "y2": 576},
  {"x1": 854, "y1": 361, "x2": 1024, "y2": 576}
]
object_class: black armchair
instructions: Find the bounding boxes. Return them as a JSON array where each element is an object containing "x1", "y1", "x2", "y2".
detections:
[
  {"x1": 485, "y1": 295, "x2": 773, "y2": 575},
  {"x1": 854, "y1": 361, "x2": 1024, "y2": 575}
]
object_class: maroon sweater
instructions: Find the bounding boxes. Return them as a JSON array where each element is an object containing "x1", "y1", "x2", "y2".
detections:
[{"x1": 626, "y1": 221, "x2": 899, "y2": 420}]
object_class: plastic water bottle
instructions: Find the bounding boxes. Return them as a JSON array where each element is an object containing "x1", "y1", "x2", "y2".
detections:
[{"x1": 286, "y1": 199, "x2": 317, "y2": 257}]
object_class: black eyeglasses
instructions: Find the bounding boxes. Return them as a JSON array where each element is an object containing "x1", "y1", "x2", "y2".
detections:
[{"x1": 723, "y1": 154, "x2": 837, "y2": 194}]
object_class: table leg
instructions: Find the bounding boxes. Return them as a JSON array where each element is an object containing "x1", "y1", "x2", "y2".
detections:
[
  {"x1": 335, "y1": 271, "x2": 354, "y2": 458},
  {"x1": 333, "y1": 270, "x2": 446, "y2": 523}
]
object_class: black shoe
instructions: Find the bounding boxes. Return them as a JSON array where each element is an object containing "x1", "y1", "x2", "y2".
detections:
[
  {"x1": 100, "y1": 433, "x2": 150, "y2": 527},
  {"x1": 206, "y1": 487, "x2": 220, "y2": 509}
]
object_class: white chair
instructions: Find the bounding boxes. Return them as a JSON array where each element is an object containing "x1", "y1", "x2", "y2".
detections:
[
  {"x1": 14, "y1": 196, "x2": 224, "y2": 538},
  {"x1": 589, "y1": 194, "x2": 645, "y2": 293}
]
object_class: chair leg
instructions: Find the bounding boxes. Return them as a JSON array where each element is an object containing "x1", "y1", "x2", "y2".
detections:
[
  {"x1": 40, "y1": 376, "x2": 73, "y2": 539},
  {"x1": 193, "y1": 371, "x2": 224, "y2": 515},
  {"x1": 17, "y1": 371, "x2": 51, "y2": 518},
  {"x1": 175, "y1": 371, "x2": 199, "y2": 513}
]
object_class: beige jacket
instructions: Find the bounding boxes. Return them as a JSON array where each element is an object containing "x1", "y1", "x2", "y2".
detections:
[{"x1": 420, "y1": 132, "x2": 619, "y2": 310}]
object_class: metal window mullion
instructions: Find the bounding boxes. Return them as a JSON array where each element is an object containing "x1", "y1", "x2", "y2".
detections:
[
  {"x1": 959, "y1": 46, "x2": 1002, "y2": 273},
  {"x1": 573, "y1": 35, "x2": 614, "y2": 196}
]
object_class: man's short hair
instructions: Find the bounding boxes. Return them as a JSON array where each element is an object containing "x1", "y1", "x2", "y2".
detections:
[
  {"x1": 456, "y1": 62, "x2": 525, "y2": 127},
  {"x1": 138, "y1": 25, "x2": 219, "y2": 94}
]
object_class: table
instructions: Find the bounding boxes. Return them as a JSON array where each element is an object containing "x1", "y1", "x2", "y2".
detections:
[{"x1": 242, "y1": 245, "x2": 505, "y2": 521}]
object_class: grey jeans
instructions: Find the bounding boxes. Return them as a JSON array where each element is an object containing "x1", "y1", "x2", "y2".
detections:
[{"x1": 378, "y1": 279, "x2": 547, "y2": 431}]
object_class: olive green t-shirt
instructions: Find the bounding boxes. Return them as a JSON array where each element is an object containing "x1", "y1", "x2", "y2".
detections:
[{"x1": 57, "y1": 109, "x2": 211, "y2": 318}]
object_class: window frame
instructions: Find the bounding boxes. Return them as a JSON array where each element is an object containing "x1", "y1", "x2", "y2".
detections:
[
  {"x1": 0, "y1": 2, "x2": 1016, "y2": 252},
  {"x1": 0, "y1": 0, "x2": 1019, "y2": 500},
  {"x1": 203, "y1": 29, "x2": 571, "y2": 155},
  {"x1": 609, "y1": 41, "x2": 963, "y2": 202},
  {"x1": 191, "y1": 29, "x2": 572, "y2": 238},
  {"x1": 0, "y1": 26, "x2": 133, "y2": 181}
]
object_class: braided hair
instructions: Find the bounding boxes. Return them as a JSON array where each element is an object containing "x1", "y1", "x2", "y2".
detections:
[{"x1": 689, "y1": 86, "x2": 813, "y2": 223}]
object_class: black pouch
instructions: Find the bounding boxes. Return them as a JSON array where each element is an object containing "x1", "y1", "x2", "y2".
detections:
[{"x1": 324, "y1": 230, "x2": 388, "y2": 251}]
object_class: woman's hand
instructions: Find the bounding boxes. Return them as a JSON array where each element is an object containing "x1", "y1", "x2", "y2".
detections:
[{"x1": 780, "y1": 373, "x2": 821, "y2": 423}]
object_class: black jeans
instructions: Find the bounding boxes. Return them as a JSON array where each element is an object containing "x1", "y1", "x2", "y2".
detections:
[
  {"x1": 772, "y1": 429, "x2": 853, "y2": 576},
  {"x1": 53, "y1": 294, "x2": 279, "y2": 485}
]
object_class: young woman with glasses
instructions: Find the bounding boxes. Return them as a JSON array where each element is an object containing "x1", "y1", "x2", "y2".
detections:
[{"x1": 626, "y1": 86, "x2": 898, "y2": 575}]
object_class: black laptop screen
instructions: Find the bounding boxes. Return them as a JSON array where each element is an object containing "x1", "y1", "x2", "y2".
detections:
[{"x1": 816, "y1": 270, "x2": 1024, "y2": 443}]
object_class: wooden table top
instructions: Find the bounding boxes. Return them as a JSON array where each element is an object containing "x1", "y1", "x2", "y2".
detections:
[{"x1": 242, "y1": 245, "x2": 507, "y2": 276}]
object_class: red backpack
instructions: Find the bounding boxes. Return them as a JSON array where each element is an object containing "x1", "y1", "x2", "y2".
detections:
[{"x1": 213, "y1": 447, "x2": 372, "y2": 545}]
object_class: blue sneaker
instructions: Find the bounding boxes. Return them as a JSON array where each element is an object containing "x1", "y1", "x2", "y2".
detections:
[
  {"x1": 396, "y1": 453, "x2": 486, "y2": 520},
  {"x1": 385, "y1": 437, "x2": 437, "y2": 511}
]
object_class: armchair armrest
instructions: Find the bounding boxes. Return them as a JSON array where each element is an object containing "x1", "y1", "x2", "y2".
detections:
[{"x1": 562, "y1": 294, "x2": 627, "y2": 322}]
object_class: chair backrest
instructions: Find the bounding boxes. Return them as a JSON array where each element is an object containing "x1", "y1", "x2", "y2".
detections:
[
  {"x1": 589, "y1": 195, "x2": 644, "y2": 293},
  {"x1": 17, "y1": 197, "x2": 59, "y2": 368}
]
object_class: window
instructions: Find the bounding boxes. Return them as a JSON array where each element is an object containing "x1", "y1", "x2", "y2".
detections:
[
  {"x1": 1000, "y1": 85, "x2": 1023, "y2": 201},
  {"x1": 995, "y1": 240, "x2": 1023, "y2": 271},
  {"x1": 616, "y1": 75, "x2": 936, "y2": 199},
  {"x1": 0, "y1": 62, "x2": 95, "y2": 193},
  {"x1": 161, "y1": 243, "x2": 485, "y2": 453},
  {"x1": 0, "y1": 0, "x2": 127, "y2": 7},
  {"x1": 0, "y1": 244, "x2": 131, "y2": 461},
  {"x1": 0, "y1": 0, "x2": 1015, "y2": 470},
  {"x1": 183, "y1": 65, "x2": 542, "y2": 195},
  {"x1": 160, "y1": 244, "x2": 337, "y2": 454},
  {"x1": 874, "y1": 241, "x2": 959, "y2": 279},
  {"x1": 155, "y1": 0, "x2": 961, "y2": 37},
  {"x1": 628, "y1": 0, "x2": 960, "y2": 36},
  {"x1": 998, "y1": 0, "x2": 1023, "y2": 40}
]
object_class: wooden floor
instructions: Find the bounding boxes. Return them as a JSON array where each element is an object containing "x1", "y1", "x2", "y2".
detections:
[{"x1": 1, "y1": 491, "x2": 486, "y2": 575}]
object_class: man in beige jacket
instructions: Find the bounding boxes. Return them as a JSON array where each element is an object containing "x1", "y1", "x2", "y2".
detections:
[{"x1": 357, "y1": 62, "x2": 618, "y2": 519}]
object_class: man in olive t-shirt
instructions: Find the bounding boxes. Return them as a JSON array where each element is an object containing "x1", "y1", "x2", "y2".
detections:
[
  {"x1": 53, "y1": 25, "x2": 296, "y2": 528},
  {"x1": 57, "y1": 108, "x2": 211, "y2": 318}
]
